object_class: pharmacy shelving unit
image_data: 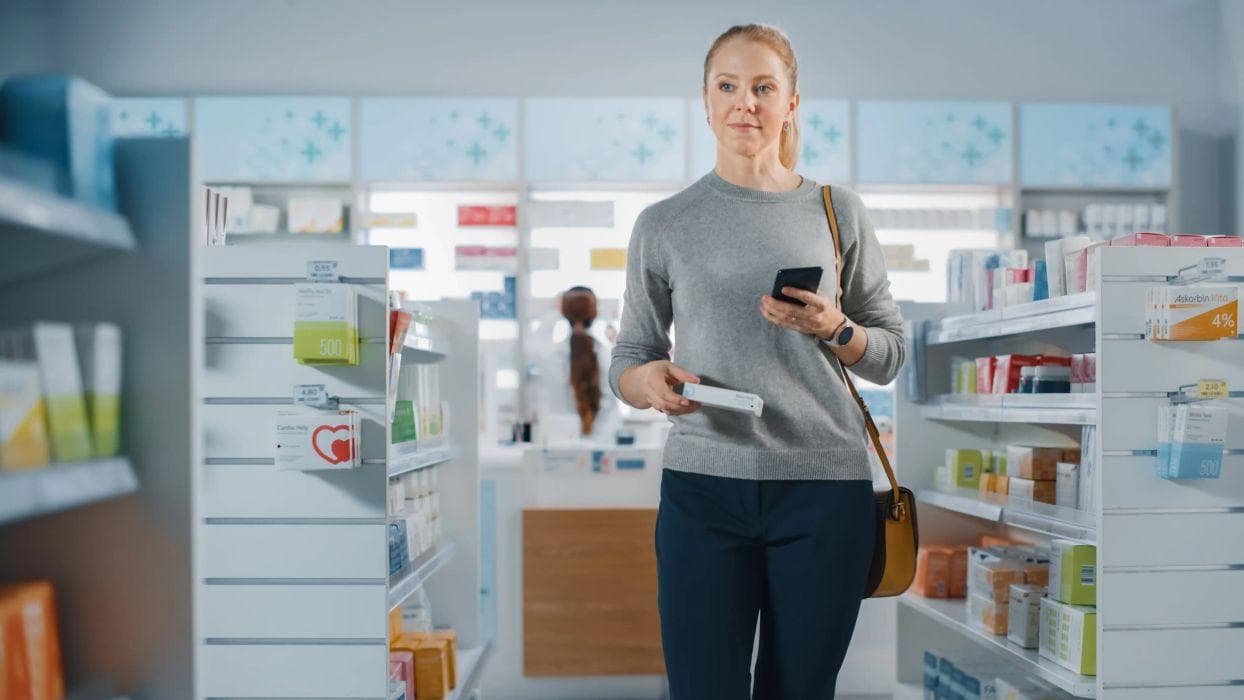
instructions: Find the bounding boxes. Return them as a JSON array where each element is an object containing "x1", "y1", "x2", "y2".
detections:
[
  {"x1": 894, "y1": 247, "x2": 1244, "y2": 698},
  {"x1": 194, "y1": 245, "x2": 487, "y2": 699},
  {"x1": 0, "y1": 138, "x2": 195, "y2": 696}
]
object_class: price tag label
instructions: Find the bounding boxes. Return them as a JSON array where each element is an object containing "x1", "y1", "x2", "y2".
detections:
[
  {"x1": 1197, "y1": 379, "x2": 1229, "y2": 399},
  {"x1": 293, "y1": 384, "x2": 329, "y2": 407},
  {"x1": 1198, "y1": 257, "x2": 1227, "y2": 277},
  {"x1": 307, "y1": 260, "x2": 339, "y2": 283}
]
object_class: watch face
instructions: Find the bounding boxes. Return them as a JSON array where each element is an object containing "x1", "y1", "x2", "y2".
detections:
[{"x1": 837, "y1": 324, "x2": 854, "y2": 345}]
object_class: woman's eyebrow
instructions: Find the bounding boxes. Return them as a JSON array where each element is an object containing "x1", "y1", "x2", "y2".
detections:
[{"x1": 712, "y1": 72, "x2": 779, "y2": 82}]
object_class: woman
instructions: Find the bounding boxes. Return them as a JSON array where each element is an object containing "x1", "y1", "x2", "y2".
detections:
[
  {"x1": 559, "y1": 285, "x2": 612, "y2": 438},
  {"x1": 608, "y1": 24, "x2": 905, "y2": 699}
]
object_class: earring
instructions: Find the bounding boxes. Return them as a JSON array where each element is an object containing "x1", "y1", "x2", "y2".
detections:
[{"x1": 783, "y1": 122, "x2": 790, "y2": 132}]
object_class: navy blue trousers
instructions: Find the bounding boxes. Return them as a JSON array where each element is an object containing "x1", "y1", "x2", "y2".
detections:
[{"x1": 655, "y1": 468, "x2": 876, "y2": 700}]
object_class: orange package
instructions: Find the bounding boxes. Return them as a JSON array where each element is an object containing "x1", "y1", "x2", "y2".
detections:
[
  {"x1": 912, "y1": 546, "x2": 950, "y2": 598},
  {"x1": 948, "y1": 546, "x2": 969, "y2": 598},
  {"x1": 413, "y1": 638, "x2": 451, "y2": 699},
  {"x1": 0, "y1": 581, "x2": 64, "y2": 700},
  {"x1": 1021, "y1": 562, "x2": 1050, "y2": 588},
  {"x1": 388, "y1": 609, "x2": 403, "y2": 640},
  {"x1": 427, "y1": 629, "x2": 457, "y2": 689},
  {"x1": 979, "y1": 534, "x2": 1017, "y2": 548}
]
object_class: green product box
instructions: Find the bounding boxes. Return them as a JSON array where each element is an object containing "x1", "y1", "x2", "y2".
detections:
[
  {"x1": 1039, "y1": 596, "x2": 1096, "y2": 676},
  {"x1": 391, "y1": 400, "x2": 419, "y2": 444},
  {"x1": 990, "y1": 449, "x2": 1007, "y2": 476},
  {"x1": 945, "y1": 448, "x2": 983, "y2": 488},
  {"x1": 1049, "y1": 539, "x2": 1096, "y2": 606},
  {"x1": 293, "y1": 321, "x2": 359, "y2": 365}
]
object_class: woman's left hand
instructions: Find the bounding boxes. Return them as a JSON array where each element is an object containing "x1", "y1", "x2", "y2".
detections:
[{"x1": 760, "y1": 287, "x2": 845, "y2": 340}]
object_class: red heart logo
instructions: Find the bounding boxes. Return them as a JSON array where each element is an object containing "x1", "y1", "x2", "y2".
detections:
[{"x1": 312, "y1": 424, "x2": 353, "y2": 465}]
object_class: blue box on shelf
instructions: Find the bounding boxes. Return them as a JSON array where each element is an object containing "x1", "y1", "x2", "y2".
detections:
[{"x1": 0, "y1": 74, "x2": 116, "y2": 210}]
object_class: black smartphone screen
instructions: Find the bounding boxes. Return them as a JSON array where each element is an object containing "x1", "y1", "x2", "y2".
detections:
[{"x1": 772, "y1": 266, "x2": 824, "y2": 306}]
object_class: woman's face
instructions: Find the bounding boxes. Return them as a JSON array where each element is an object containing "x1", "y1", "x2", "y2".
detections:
[{"x1": 704, "y1": 39, "x2": 798, "y2": 161}]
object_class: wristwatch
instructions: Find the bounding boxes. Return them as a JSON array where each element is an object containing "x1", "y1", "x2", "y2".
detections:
[{"x1": 822, "y1": 318, "x2": 855, "y2": 348}]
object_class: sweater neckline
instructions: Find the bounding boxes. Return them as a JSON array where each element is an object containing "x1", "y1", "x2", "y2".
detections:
[{"x1": 703, "y1": 169, "x2": 817, "y2": 202}]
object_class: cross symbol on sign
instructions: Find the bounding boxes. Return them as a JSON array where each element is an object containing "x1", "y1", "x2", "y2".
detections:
[
  {"x1": 1123, "y1": 148, "x2": 1143, "y2": 171},
  {"x1": 826, "y1": 126, "x2": 841, "y2": 143},
  {"x1": 492, "y1": 123, "x2": 510, "y2": 142},
  {"x1": 987, "y1": 127, "x2": 1004, "y2": 145},
  {"x1": 301, "y1": 140, "x2": 322, "y2": 163},
  {"x1": 1148, "y1": 130, "x2": 1167, "y2": 151},
  {"x1": 1131, "y1": 118, "x2": 1148, "y2": 137},
  {"x1": 808, "y1": 114, "x2": 823, "y2": 130},
  {"x1": 632, "y1": 143, "x2": 654, "y2": 164},
  {"x1": 161, "y1": 125, "x2": 180, "y2": 136},
  {"x1": 972, "y1": 115, "x2": 987, "y2": 132},
  {"x1": 643, "y1": 114, "x2": 659, "y2": 130},
  {"x1": 466, "y1": 142, "x2": 487, "y2": 164},
  {"x1": 146, "y1": 112, "x2": 162, "y2": 131},
  {"x1": 658, "y1": 125, "x2": 675, "y2": 142},
  {"x1": 477, "y1": 112, "x2": 492, "y2": 129},
  {"x1": 961, "y1": 145, "x2": 982, "y2": 166},
  {"x1": 327, "y1": 121, "x2": 345, "y2": 141},
  {"x1": 312, "y1": 111, "x2": 328, "y2": 129}
]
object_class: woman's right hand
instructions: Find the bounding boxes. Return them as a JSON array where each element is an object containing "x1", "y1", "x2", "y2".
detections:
[{"x1": 622, "y1": 360, "x2": 703, "y2": 416}]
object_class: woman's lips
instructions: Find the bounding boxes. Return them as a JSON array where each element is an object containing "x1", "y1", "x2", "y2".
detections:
[{"x1": 728, "y1": 123, "x2": 758, "y2": 132}]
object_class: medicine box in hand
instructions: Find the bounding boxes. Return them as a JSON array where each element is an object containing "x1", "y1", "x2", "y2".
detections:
[{"x1": 674, "y1": 383, "x2": 763, "y2": 417}]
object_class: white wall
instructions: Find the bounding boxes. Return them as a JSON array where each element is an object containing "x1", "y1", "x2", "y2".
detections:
[
  {"x1": 0, "y1": 0, "x2": 53, "y2": 79},
  {"x1": 1219, "y1": 0, "x2": 1244, "y2": 233}
]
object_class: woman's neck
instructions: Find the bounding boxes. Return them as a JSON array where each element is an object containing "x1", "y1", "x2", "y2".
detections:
[{"x1": 713, "y1": 150, "x2": 801, "y2": 192}]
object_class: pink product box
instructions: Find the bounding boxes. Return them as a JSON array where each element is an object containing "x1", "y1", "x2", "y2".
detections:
[
  {"x1": 1075, "y1": 241, "x2": 1110, "y2": 294},
  {"x1": 1208, "y1": 236, "x2": 1244, "y2": 248},
  {"x1": 390, "y1": 651, "x2": 414, "y2": 687},
  {"x1": 1072, "y1": 353, "x2": 1097, "y2": 392},
  {"x1": 1112, "y1": 232, "x2": 1170, "y2": 247},
  {"x1": 1170, "y1": 234, "x2": 1208, "y2": 247}
]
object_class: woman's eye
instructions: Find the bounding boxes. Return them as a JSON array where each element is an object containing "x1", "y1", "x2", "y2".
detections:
[
  {"x1": 719, "y1": 82, "x2": 733, "y2": 92},
  {"x1": 757, "y1": 85, "x2": 773, "y2": 94}
]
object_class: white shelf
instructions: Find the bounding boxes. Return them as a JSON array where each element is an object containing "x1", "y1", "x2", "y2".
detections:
[
  {"x1": 899, "y1": 594, "x2": 1096, "y2": 698},
  {"x1": 0, "y1": 457, "x2": 139, "y2": 526},
  {"x1": 388, "y1": 440, "x2": 457, "y2": 478},
  {"x1": 448, "y1": 641, "x2": 491, "y2": 700},
  {"x1": 388, "y1": 539, "x2": 457, "y2": 612},
  {"x1": 402, "y1": 334, "x2": 449, "y2": 362},
  {"x1": 893, "y1": 681, "x2": 926, "y2": 700},
  {"x1": 926, "y1": 293, "x2": 1096, "y2": 345},
  {"x1": 923, "y1": 394, "x2": 1095, "y2": 425},
  {"x1": 918, "y1": 488, "x2": 1096, "y2": 544},
  {"x1": 0, "y1": 177, "x2": 135, "y2": 286}
]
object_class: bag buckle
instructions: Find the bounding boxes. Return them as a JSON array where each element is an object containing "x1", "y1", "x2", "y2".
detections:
[{"x1": 890, "y1": 500, "x2": 907, "y2": 522}]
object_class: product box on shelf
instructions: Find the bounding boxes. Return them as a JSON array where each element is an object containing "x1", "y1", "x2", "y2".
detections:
[
  {"x1": 913, "y1": 546, "x2": 950, "y2": 598},
  {"x1": 1007, "y1": 583, "x2": 1043, "y2": 649},
  {"x1": 0, "y1": 359, "x2": 51, "y2": 470},
  {"x1": 1039, "y1": 597, "x2": 1097, "y2": 676},
  {"x1": 1008, "y1": 476, "x2": 1056, "y2": 504},
  {"x1": 1157, "y1": 403, "x2": 1227, "y2": 479},
  {"x1": 1146, "y1": 286, "x2": 1238, "y2": 341},
  {"x1": 1006, "y1": 445, "x2": 1069, "y2": 481},
  {"x1": 1113, "y1": 232, "x2": 1170, "y2": 247},
  {"x1": 974, "y1": 357, "x2": 996, "y2": 394},
  {"x1": 967, "y1": 591, "x2": 1008, "y2": 635},
  {"x1": 0, "y1": 580, "x2": 64, "y2": 700},
  {"x1": 1055, "y1": 462, "x2": 1080, "y2": 509},
  {"x1": 945, "y1": 449, "x2": 983, "y2": 488},
  {"x1": 274, "y1": 409, "x2": 359, "y2": 471},
  {"x1": 287, "y1": 197, "x2": 344, "y2": 233},
  {"x1": 32, "y1": 322, "x2": 93, "y2": 462},
  {"x1": 1208, "y1": 235, "x2": 1244, "y2": 247},
  {"x1": 992, "y1": 355, "x2": 1040, "y2": 394},
  {"x1": 1049, "y1": 540, "x2": 1096, "y2": 606},
  {"x1": 293, "y1": 284, "x2": 360, "y2": 365},
  {"x1": 0, "y1": 74, "x2": 116, "y2": 209},
  {"x1": 1171, "y1": 234, "x2": 1208, "y2": 247},
  {"x1": 968, "y1": 554, "x2": 1024, "y2": 604},
  {"x1": 74, "y1": 322, "x2": 122, "y2": 457},
  {"x1": 413, "y1": 637, "x2": 452, "y2": 697}
]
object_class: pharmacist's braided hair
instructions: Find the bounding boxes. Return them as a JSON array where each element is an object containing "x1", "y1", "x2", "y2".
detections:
[{"x1": 562, "y1": 286, "x2": 601, "y2": 436}]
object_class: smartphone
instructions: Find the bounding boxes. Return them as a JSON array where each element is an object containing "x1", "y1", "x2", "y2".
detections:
[{"x1": 772, "y1": 266, "x2": 824, "y2": 306}]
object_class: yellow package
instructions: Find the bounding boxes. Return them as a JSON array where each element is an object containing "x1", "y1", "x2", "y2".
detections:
[{"x1": 1151, "y1": 286, "x2": 1238, "y2": 340}]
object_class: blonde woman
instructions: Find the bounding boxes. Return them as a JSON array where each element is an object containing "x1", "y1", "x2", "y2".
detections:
[{"x1": 610, "y1": 24, "x2": 905, "y2": 698}]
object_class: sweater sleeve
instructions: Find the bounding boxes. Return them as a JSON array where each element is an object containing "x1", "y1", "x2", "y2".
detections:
[
  {"x1": 833, "y1": 187, "x2": 906, "y2": 385},
  {"x1": 608, "y1": 207, "x2": 673, "y2": 407}
]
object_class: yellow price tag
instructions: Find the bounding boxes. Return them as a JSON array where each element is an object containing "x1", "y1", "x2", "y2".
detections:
[{"x1": 1197, "y1": 379, "x2": 1229, "y2": 399}]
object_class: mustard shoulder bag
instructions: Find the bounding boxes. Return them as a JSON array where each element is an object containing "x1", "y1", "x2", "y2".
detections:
[{"x1": 821, "y1": 185, "x2": 918, "y2": 598}]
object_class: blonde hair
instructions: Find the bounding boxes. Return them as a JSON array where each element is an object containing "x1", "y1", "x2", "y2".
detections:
[{"x1": 703, "y1": 24, "x2": 800, "y2": 170}]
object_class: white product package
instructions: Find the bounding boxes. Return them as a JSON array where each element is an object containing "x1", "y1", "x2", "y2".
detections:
[
  {"x1": 1043, "y1": 239, "x2": 1066, "y2": 298},
  {"x1": 676, "y1": 383, "x2": 764, "y2": 417},
  {"x1": 275, "y1": 408, "x2": 360, "y2": 470}
]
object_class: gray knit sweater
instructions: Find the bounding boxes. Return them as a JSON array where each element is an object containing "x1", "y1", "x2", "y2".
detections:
[{"x1": 608, "y1": 171, "x2": 905, "y2": 481}]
